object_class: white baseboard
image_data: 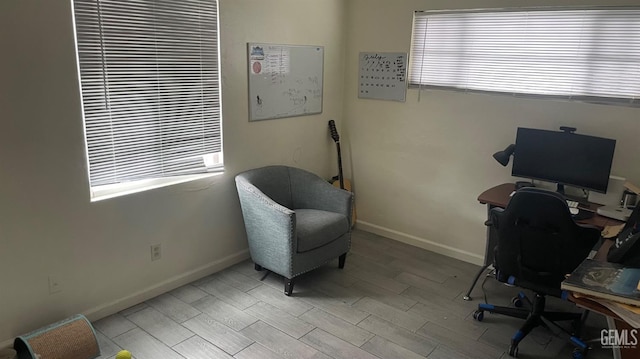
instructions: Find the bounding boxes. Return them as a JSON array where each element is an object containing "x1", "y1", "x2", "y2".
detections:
[
  {"x1": 356, "y1": 220, "x2": 484, "y2": 266},
  {"x1": 83, "y1": 249, "x2": 250, "y2": 322},
  {"x1": 1, "y1": 249, "x2": 250, "y2": 350}
]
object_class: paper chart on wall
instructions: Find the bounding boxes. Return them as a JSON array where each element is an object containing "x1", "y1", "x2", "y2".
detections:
[
  {"x1": 358, "y1": 52, "x2": 407, "y2": 102},
  {"x1": 248, "y1": 43, "x2": 324, "y2": 121}
]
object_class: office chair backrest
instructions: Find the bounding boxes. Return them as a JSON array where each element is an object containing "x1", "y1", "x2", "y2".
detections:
[{"x1": 492, "y1": 187, "x2": 601, "y2": 289}]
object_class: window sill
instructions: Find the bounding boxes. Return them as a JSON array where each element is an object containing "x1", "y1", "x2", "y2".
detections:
[{"x1": 90, "y1": 172, "x2": 223, "y2": 202}]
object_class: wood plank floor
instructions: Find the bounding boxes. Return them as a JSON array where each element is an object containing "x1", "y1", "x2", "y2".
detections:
[{"x1": 93, "y1": 230, "x2": 614, "y2": 359}]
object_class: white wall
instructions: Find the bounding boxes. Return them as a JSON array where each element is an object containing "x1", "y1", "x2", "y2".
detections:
[
  {"x1": 2, "y1": 0, "x2": 638, "y2": 346},
  {"x1": 0, "y1": 0, "x2": 345, "y2": 345},
  {"x1": 343, "y1": 0, "x2": 640, "y2": 264}
]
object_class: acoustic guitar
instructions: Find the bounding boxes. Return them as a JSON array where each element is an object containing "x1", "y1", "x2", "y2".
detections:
[{"x1": 328, "y1": 120, "x2": 357, "y2": 227}]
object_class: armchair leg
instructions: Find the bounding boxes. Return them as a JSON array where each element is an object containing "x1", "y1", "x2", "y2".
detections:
[
  {"x1": 254, "y1": 263, "x2": 263, "y2": 271},
  {"x1": 338, "y1": 253, "x2": 347, "y2": 269},
  {"x1": 284, "y1": 278, "x2": 295, "y2": 296}
]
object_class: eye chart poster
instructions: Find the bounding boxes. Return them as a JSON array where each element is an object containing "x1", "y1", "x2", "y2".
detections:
[{"x1": 358, "y1": 52, "x2": 407, "y2": 102}]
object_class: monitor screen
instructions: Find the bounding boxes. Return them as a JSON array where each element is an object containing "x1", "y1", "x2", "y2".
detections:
[{"x1": 511, "y1": 128, "x2": 616, "y2": 193}]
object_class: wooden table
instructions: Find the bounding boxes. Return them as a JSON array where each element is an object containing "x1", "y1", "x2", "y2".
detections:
[
  {"x1": 477, "y1": 183, "x2": 618, "y2": 228},
  {"x1": 569, "y1": 240, "x2": 638, "y2": 359}
]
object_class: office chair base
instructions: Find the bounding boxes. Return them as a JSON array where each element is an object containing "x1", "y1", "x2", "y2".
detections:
[
  {"x1": 475, "y1": 294, "x2": 588, "y2": 358},
  {"x1": 572, "y1": 347, "x2": 587, "y2": 359},
  {"x1": 472, "y1": 310, "x2": 484, "y2": 321}
]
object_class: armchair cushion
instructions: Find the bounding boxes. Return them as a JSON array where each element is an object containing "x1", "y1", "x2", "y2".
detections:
[{"x1": 296, "y1": 209, "x2": 349, "y2": 253}]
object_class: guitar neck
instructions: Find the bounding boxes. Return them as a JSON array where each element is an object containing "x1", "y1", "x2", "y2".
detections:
[
  {"x1": 328, "y1": 119, "x2": 345, "y2": 190},
  {"x1": 335, "y1": 141, "x2": 344, "y2": 190}
]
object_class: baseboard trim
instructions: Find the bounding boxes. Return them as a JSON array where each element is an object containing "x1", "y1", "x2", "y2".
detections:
[
  {"x1": 356, "y1": 220, "x2": 484, "y2": 266},
  {"x1": 0, "y1": 249, "x2": 251, "y2": 350},
  {"x1": 83, "y1": 249, "x2": 250, "y2": 322}
]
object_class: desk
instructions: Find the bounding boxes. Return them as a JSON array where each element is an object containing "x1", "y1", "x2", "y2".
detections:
[
  {"x1": 464, "y1": 183, "x2": 623, "y2": 301},
  {"x1": 469, "y1": 183, "x2": 634, "y2": 358},
  {"x1": 569, "y1": 239, "x2": 637, "y2": 359}
]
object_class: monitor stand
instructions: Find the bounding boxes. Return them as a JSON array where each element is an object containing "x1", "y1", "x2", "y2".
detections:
[
  {"x1": 515, "y1": 181, "x2": 534, "y2": 190},
  {"x1": 556, "y1": 183, "x2": 590, "y2": 206}
]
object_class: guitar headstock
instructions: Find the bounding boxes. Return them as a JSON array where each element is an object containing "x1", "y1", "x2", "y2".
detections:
[{"x1": 328, "y1": 120, "x2": 340, "y2": 143}]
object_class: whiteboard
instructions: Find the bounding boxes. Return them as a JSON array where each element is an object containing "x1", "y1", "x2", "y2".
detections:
[
  {"x1": 358, "y1": 52, "x2": 407, "y2": 102},
  {"x1": 248, "y1": 43, "x2": 324, "y2": 121}
]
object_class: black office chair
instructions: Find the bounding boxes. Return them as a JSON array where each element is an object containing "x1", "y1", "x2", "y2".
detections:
[{"x1": 472, "y1": 187, "x2": 601, "y2": 358}]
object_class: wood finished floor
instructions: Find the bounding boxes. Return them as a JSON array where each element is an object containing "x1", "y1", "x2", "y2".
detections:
[{"x1": 93, "y1": 230, "x2": 614, "y2": 359}]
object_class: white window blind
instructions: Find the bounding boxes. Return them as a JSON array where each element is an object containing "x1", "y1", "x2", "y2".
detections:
[
  {"x1": 409, "y1": 8, "x2": 640, "y2": 105},
  {"x1": 73, "y1": 0, "x2": 223, "y2": 188}
]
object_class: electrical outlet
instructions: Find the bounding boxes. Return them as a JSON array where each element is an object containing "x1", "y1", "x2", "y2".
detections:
[
  {"x1": 151, "y1": 244, "x2": 161, "y2": 261},
  {"x1": 48, "y1": 275, "x2": 62, "y2": 294}
]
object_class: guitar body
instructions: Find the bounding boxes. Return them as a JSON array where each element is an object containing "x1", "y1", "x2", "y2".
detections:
[
  {"x1": 328, "y1": 120, "x2": 357, "y2": 228},
  {"x1": 332, "y1": 177, "x2": 352, "y2": 192}
]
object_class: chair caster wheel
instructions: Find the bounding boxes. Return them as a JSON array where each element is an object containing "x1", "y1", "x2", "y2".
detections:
[
  {"x1": 572, "y1": 348, "x2": 587, "y2": 359},
  {"x1": 508, "y1": 345, "x2": 518, "y2": 357},
  {"x1": 511, "y1": 296, "x2": 523, "y2": 308},
  {"x1": 570, "y1": 319, "x2": 584, "y2": 335},
  {"x1": 473, "y1": 310, "x2": 484, "y2": 322}
]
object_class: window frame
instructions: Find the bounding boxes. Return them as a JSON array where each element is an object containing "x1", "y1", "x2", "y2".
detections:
[{"x1": 71, "y1": 0, "x2": 224, "y2": 201}]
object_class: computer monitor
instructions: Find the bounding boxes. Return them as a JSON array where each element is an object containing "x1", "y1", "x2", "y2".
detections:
[{"x1": 511, "y1": 128, "x2": 616, "y2": 194}]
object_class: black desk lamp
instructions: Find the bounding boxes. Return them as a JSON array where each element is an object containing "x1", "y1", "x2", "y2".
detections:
[
  {"x1": 493, "y1": 144, "x2": 534, "y2": 189},
  {"x1": 493, "y1": 144, "x2": 515, "y2": 166}
]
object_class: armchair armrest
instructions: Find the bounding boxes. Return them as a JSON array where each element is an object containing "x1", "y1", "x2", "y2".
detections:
[{"x1": 235, "y1": 176, "x2": 298, "y2": 274}]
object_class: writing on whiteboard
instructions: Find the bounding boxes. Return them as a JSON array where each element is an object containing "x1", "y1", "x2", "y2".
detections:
[{"x1": 248, "y1": 43, "x2": 324, "y2": 121}]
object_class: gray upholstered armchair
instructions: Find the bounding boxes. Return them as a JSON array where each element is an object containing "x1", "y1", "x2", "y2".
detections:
[{"x1": 235, "y1": 165, "x2": 353, "y2": 296}]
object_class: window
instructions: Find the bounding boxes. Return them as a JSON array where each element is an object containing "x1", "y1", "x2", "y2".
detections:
[
  {"x1": 73, "y1": 0, "x2": 223, "y2": 200},
  {"x1": 409, "y1": 8, "x2": 640, "y2": 105}
]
